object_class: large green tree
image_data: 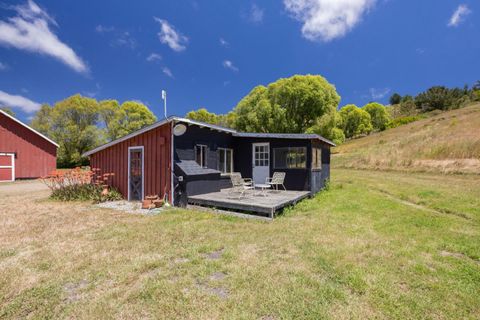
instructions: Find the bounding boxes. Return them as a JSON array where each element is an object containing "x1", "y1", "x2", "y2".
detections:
[
  {"x1": 363, "y1": 102, "x2": 391, "y2": 131},
  {"x1": 306, "y1": 110, "x2": 345, "y2": 145},
  {"x1": 339, "y1": 104, "x2": 373, "y2": 138},
  {"x1": 232, "y1": 75, "x2": 340, "y2": 133},
  {"x1": 186, "y1": 108, "x2": 220, "y2": 125},
  {"x1": 31, "y1": 95, "x2": 156, "y2": 167}
]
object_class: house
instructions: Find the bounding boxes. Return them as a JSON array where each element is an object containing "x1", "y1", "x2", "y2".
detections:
[
  {"x1": 0, "y1": 109, "x2": 58, "y2": 182},
  {"x1": 83, "y1": 116, "x2": 334, "y2": 213}
]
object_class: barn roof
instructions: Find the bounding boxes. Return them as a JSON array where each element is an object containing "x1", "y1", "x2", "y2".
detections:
[
  {"x1": 82, "y1": 116, "x2": 335, "y2": 157},
  {"x1": 0, "y1": 109, "x2": 59, "y2": 147}
]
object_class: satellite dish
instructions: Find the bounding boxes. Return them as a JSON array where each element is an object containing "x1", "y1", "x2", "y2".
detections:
[{"x1": 173, "y1": 123, "x2": 187, "y2": 136}]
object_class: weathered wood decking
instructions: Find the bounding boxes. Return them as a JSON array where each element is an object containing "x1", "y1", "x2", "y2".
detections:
[{"x1": 187, "y1": 189, "x2": 311, "y2": 218}]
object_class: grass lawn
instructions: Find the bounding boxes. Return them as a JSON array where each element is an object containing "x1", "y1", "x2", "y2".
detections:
[{"x1": 0, "y1": 169, "x2": 479, "y2": 319}]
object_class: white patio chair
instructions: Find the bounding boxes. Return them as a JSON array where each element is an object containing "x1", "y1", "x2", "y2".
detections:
[
  {"x1": 228, "y1": 172, "x2": 255, "y2": 199},
  {"x1": 266, "y1": 172, "x2": 286, "y2": 191}
]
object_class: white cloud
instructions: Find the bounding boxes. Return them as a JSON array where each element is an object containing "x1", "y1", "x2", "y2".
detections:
[
  {"x1": 154, "y1": 18, "x2": 188, "y2": 52},
  {"x1": 111, "y1": 31, "x2": 136, "y2": 49},
  {"x1": 162, "y1": 67, "x2": 173, "y2": 78},
  {"x1": 95, "y1": 25, "x2": 114, "y2": 33},
  {"x1": 219, "y1": 38, "x2": 229, "y2": 47},
  {"x1": 146, "y1": 53, "x2": 162, "y2": 62},
  {"x1": 284, "y1": 0, "x2": 376, "y2": 42},
  {"x1": 0, "y1": 62, "x2": 7, "y2": 70},
  {"x1": 369, "y1": 87, "x2": 390, "y2": 100},
  {"x1": 223, "y1": 60, "x2": 239, "y2": 72},
  {"x1": 249, "y1": 4, "x2": 264, "y2": 23},
  {"x1": 0, "y1": 0, "x2": 88, "y2": 73},
  {"x1": 0, "y1": 90, "x2": 41, "y2": 113},
  {"x1": 448, "y1": 4, "x2": 471, "y2": 27}
]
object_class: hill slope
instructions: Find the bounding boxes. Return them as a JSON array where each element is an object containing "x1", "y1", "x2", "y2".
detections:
[{"x1": 333, "y1": 103, "x2": 480, "y2": 174}]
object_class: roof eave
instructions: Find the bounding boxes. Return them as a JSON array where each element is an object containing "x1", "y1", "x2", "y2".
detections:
[{"x1": 0, "y1": 109, "x2": 59, "y2": 147}]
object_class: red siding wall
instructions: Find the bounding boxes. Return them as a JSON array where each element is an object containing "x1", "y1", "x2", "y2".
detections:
[
  {"x1": 0, "y1": 113, "x2": 57, "y2": 179},
  {"x1": 89, "y1": 123, "x2": 172, "y2": 201}
]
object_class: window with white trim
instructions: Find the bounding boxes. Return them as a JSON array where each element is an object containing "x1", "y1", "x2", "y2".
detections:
[
  {"x1": 195, "y1": 145, "x2": 207, "y2": 167},
  {"x1": 218, "y1": 148, "x2": 233, "y2": 174},
  {"x1": 312, "y1": 147, "x2": 322, "y2": 169},
  {"x1": 273, "y1": 147, "x2": 307, "y2": 169}
]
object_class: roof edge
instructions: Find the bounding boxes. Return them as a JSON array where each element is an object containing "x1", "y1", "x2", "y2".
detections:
[
  {"x1": 82, "y1": 116, "x2": 238, "y2": 157},
  {"x1": 0, "y1": 109, "x2": 59, "y2": 147}
]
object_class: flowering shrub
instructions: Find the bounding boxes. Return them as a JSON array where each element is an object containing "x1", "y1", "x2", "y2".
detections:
[{"x1": 40, "y1": 167, "x2": 123, "y2": 202}]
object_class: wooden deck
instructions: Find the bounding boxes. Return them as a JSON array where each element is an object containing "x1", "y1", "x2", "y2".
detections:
[{"x1": 187, "y1": 189, "x2": 311, "y2": 218}]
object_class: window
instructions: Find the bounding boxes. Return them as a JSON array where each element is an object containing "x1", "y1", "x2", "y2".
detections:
[
  {"x1": 195, "y1": 145, "x2": 207, "y2": 167},
  {"x1": 254, "y1": 144, "x2": 269, "y2": 167},
  {"x1": 273, "y1": 147, "x2": 306, "y2": 169},
  {"x1": 218, "y1": 148, "x2": 233, "y2": 174},
  {"x1": 312, "y1": 147, "x2": 322, "y2": 169}
]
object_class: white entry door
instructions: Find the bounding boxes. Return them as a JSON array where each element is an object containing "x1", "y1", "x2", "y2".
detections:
[{"x1": 252, "y1": 143, "x2": 270, "y2": 185}]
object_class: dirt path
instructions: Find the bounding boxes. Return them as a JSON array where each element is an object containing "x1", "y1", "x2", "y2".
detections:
[{"x1": 0, "y1": 180, "x2": 49, "y2": 198}]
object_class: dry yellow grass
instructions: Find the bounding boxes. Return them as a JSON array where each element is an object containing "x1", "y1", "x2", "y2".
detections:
[
  {"x1": 333, "y1": 103, "x2": 480, "y2": 174},
  {"x1": 1, "y1": 173, "x2": 479, "y2": 319}
]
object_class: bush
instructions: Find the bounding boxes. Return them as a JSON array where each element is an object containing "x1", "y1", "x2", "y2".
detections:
[
  {"x1": 363, "y1": 102, "x2": 391, "y2": 131},
  {"x1": 40, "y1": 167, "x2": 123, "y2": 202},
  {"x1": 50, "y1": 183, "x2": 123, "y2": 202},
  {"x1": 387, "y1": 115, "x2": 424, "y2": 129}
]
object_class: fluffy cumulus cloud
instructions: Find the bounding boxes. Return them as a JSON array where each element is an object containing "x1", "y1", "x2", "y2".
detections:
[
  {"x1": 284, "y1": 0, "x2": 376, "y2": 42},
  {"x1": 0, "y1": 90, "x2": 41, "y2": 113},
  {"x1": 0, "y1": 0, "x2": 88, "y2": 73},
  {"x1": 223, "y1": 60, "x2": 239, "y2": 72},
  {"x1": 154, "y1": 18, "x2": 188, "y2": 52},
  {"x1": 448, "y1": 4, "x2": 471, "y2": 27}
]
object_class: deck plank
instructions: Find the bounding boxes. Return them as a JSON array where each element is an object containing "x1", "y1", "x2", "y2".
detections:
[{"x1": 187, "y1": 189, "x2": 311, "y2": 217}]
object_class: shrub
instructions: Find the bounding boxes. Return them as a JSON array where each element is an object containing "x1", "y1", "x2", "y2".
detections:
[
  {"x1": 387, "y1": 115, "x2": 424, "y2": 129},
  {"x1": 40, "y1": 167, "x2": 123, "y2": 202},
  {"x1": 363, "y1": 102, "x2": 391, "y2": 131}
]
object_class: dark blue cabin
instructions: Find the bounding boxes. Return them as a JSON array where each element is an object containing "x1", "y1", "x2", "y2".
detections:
[{"x1": 172, "y1": 118, "x2": 334, "y2": 207}]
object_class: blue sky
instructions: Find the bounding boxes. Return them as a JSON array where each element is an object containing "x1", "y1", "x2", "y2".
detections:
[{"x1": 0, "y1": 0, "x2": 479, "y2": 123}]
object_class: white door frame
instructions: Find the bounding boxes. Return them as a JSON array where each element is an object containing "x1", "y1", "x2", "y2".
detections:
[
  {"x1": 0, "y1": 153, "x2": 15, "y2": 182},
  {"x1": 128, "y1": 146, "x2": 144, "y2": 201},
  {"x1": 252, "y1": 142, "x2": 270, "y2": 185}
]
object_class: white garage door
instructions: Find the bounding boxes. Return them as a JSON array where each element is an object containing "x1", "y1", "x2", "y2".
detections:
[{"x1": 0, "y1": 153, "x2": 14, "y2": 182}]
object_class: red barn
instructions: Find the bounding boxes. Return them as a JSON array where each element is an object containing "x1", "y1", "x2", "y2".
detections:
[{"x1": 0, "y1": 109, "x2": 58, "y2": 182}]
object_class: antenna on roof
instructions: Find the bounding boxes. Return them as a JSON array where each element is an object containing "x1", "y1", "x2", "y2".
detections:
[{"x1": 161, "y1": 90, "x2": 167, "y2": 119}]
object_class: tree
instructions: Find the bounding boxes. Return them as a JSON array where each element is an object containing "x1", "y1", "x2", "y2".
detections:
[
  {"x1": 98, "y1": 100, "x2": 121, "y2": 141},
  {"x1": 414, "y1": 86, "x2": 466, "y2": 111},
  {"x1": 389, "y1": 93, "x2": 402, "y2": 105},
  {"x1": 114, "y1": 101, "x2": 157, "y2": 139},
  {"x1": 233, "y1": 86, "x2": 288, "y2": 132},
  {"x1": 0, "y1": 106, "x2": 15, "y2": 117},
  {"x1": 186, "y1": 108, "x2": 220, "y2": 125},
  {"x1": 99, "y1": 100, "x2": 156, "y2": 141},
  {"x1": 306, "y1": 110, "x2": 345, "y2": 145},
  {"x1": 31, "y1": 94, "x2": 157, "y2": 167},
  {"x1": 363, "y1": 102, "x2": 391, "y2": 131},
  {"x1": 473, "y1": 80, "x2": 480, "y2": 91},
  {"x1": 232, "y1": 75, "x2": 340, "y2": 133},
  {"x1": 339, "y1": 104, "x2": 373, "y2": 138}
]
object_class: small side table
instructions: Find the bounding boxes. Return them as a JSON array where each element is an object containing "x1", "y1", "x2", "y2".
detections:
[{"x1": 255, "y1": 183, "x2": 271, "y2": 197}]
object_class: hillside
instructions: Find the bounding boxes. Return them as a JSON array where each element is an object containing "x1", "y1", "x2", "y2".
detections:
[{"x1": 333, "y1": 103, "x2": 480, "y2": 174}]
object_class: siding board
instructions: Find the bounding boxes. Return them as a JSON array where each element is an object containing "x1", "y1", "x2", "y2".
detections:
[{"x1": 89, "y1": 124, "x2": 171, "y2": 201}]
